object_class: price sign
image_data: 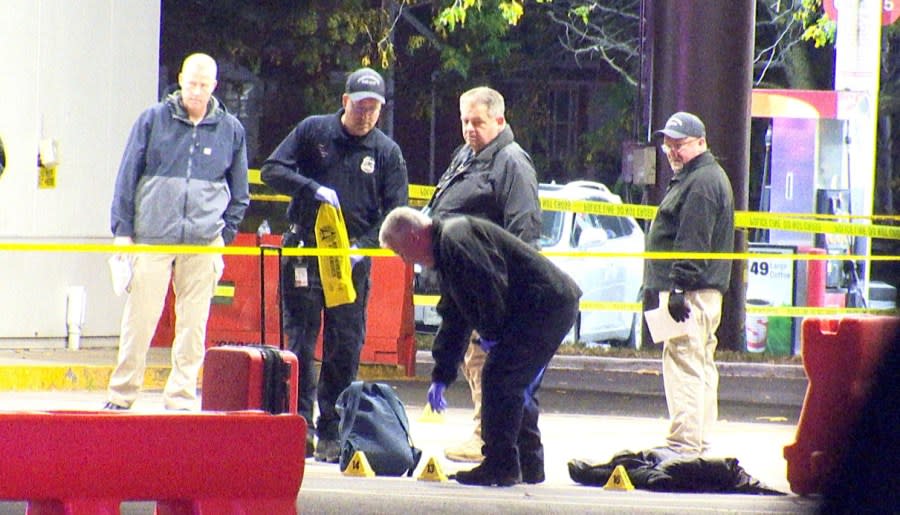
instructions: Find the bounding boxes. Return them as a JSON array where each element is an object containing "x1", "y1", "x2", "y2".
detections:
[{"x1": 747, "y1": 245, "x2": 796, "y2": 308}]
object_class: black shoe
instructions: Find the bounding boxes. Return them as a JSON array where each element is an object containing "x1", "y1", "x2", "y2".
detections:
[
  {"x1": 102, "y1": 401, "x2": 129, "y2": 410},
  {"x1": 522, "y1": 466, "x2": 545, "y2": 484},
  {"x1": 314, "y1": 438, "x2": 340, "y2": 463},
  {"x1": 305, "y1": 435, "x2": 316, "y2": 458},
  {"x1": 453, "y1": 463, "x2": 521, "y2": 487}
]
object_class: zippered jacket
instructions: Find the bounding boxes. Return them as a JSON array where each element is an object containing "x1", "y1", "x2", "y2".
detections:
[
  {"x1": 644, "y1": 152, "x2": 734, "y2": 292},
  {"x1": 430, "y1": 216, "x2": 583, "y2": 386},
  {"x1": 110, "y1": 92, "x2": 250, "y2": 245},
  {"x1": 260, "y1": 110, "x2": 409, "y2": 248},
  {"x1": 426, "y1": 125, "x2": 541, "y2": 248}
]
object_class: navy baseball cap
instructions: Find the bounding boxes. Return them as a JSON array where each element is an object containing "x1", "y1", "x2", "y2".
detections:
[
  {"x1": 346, "y1": 67, "x2": 386, "y2": 104},
  {"x1": 654, "y1": 112, "x2": 706, "y2": 139}
]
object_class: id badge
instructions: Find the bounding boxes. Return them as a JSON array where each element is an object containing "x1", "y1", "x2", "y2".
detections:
[{"x1": 293, "y1": 264, "x2": 308, "y2": 288}]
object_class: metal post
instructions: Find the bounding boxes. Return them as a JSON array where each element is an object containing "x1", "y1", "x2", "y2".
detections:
[{"x1": 647, "y1": 0, "x2": 755, "y2": 351}]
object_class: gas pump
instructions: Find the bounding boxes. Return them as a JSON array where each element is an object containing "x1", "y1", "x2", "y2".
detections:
[
  {"x1": 746, "y1": 89, "x2": 872, "y2": 354},
  {"x1": 751, "y1": 89, "x2": 869, "y2": 307}
]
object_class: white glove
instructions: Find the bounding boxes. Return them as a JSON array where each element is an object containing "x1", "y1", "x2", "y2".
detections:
[{"x1": 314, "y1": 186, "x2": 340, "y2": 208}]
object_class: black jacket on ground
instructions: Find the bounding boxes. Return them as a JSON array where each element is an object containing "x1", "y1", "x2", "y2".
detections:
[
  {"x1": 644, "y1": 151, "x2": 734, "y2": 293},
  {"x1": 260, "y1": 109, "x2": 408, "y2": 248},
  {"x1": 568, "y1": 448, "x2": 784, "y2": 495},
  {"x1": 429, "y1": 216, "x2": 582, "y2": 386}
]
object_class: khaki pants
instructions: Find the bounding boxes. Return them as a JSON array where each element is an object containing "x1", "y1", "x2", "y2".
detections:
[
  {"x1": 661, "y1": 289, "x2": 722, "y2": 456},
  {"x1": 462, "y1": 331, "x2": 486, "y2": 438},
  {"x1": 107, "y1": 238, "x2": 223, "y2": 410}
]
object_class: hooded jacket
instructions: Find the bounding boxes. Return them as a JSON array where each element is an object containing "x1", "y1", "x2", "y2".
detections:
[{"x1": 110, "y1": 92, "x2": 249, "y2": 245}]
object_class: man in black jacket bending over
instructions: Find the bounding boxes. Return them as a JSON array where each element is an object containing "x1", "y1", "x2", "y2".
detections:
[{"x1": 379, "y1": 207, "x2": 582, "y2": 486}]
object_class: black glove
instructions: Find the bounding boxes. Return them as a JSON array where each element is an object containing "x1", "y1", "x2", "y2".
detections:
[{"x1": 667, "y1": 289, "x2": 691, "y2": 322}]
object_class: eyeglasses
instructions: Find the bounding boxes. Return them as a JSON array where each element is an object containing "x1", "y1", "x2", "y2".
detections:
[
  {"x1": 350, "y1": 101, "x2": 381, "y2": 116},
  {"x1": 661, "y1": 138, "x2": 698, "y2": 154}
]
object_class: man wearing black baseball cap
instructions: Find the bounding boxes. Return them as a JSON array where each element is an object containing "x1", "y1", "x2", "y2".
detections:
[
  {"x1": 345, "y1": 67, "x2": 386, "y2": 104},
  {"x1": 644, "y1": 111, "x2": 735, "y2": 458},
  {"x1": 261, "y1": 67, "x2": 409, "y2": 463}
]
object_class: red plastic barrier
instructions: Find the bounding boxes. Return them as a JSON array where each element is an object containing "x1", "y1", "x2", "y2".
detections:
[
  {"x1": 784, "y1": 315, "x2": 900, "y2": 495},
  {"x1": 315, "y1": 255, "x2": 416, "y2": 376},
  {"x1": 0, "y1": 411, "x2": 306, "y2": 514},
  {"x1": 152, "y1": 233, "x2": 283, "y2": 348},
  {"x1": 152, "y1": 236, "x2": 417, "y2": 376}
]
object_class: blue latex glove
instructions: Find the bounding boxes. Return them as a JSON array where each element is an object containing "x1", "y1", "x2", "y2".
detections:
[
  {"x1": 314, "y1": 186, "x2": 340, "y2": 208},
  {"x1": 349, "y1": 244, "x2": 363, "y2": 267},
  {"x1": 478, "y1": 337, "x2": 498, "y2": 353},
  {"x1": 427, "y1": 382, "x2": 448, "y2": 412}
]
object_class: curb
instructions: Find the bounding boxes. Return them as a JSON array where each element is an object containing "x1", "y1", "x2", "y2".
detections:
[
  {"x1": 415, "y1": 350, "x2": 807, "y2": 380},
  {"x1": 0, "y1": 358, "x2": 413, "y2": 392},
  {"x1": 0, "y1": 348, "x2": 804, "y2": 392},
  {"x1": 0, "y1": 364, "x2": 170, "y2": 391}
]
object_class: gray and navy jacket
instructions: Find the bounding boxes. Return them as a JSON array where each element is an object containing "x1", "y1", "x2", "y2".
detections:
[
  {"x1": 425, "y1": 125, "x2": 541, "y2": 248},
  {"x1": 644, "y1": 151, "x2": 735, "y2": 293},
  {"x1": 110, "y1": 92, "x2": 250, "y2": 245},
  {"x1": 260, "y1": 109, "x2": 409, "y2": 248}
]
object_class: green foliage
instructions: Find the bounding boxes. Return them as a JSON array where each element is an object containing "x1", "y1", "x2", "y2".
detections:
[
  {"x1": 437, "y1": 0, "x2": 551, "y2": 29},
  {"x1": 793, "y1": 0, "x2": 836, "y2": 48}
]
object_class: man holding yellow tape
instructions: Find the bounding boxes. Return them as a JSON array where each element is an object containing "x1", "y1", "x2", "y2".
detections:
[
  {"x1": 261, "y1": 67, "x2": 408, "y2": 463},
  {"x1": 645, "y1": 112, "x2": 735, "y2": 457}
]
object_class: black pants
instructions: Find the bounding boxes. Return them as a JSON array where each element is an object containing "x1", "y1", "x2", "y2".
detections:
[
  {"x1": 480, "y1": 301, "x2": 578, "y2": 473},
  {"x1": 281, "y1": 253, "x2": 371, "y2": 440}
]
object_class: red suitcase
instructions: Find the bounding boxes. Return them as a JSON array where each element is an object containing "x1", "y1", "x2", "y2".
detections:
[{"x1": 201, "y1": 244, "x2": 300, "y2": 414}]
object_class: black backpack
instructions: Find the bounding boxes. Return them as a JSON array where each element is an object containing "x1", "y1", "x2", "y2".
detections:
[{"x1": 336, "y1": 381, "x2": 422, "y2": 476}]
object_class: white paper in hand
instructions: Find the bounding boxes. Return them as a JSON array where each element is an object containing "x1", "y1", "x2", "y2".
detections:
[
  {"x1": 108, "y1": 256, "x2": 132, "y2": 296},
  {"x1": 644, "y1": 306, "x2": 695, "y2": 344}
]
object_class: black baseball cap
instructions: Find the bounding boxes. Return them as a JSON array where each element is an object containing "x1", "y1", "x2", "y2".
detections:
[
  {"x1": 654, "y1": 112, "x2": 706, "y2": 139},
  {"x1": 345, "y1": 67, "x2": 386, "y2": 104}
]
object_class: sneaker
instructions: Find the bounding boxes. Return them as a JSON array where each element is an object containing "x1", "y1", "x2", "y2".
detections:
[
  {"x1": 314, "y1": 438, "x2": 340, "y2": 463},
  {"x1": 102, "y1": 401, "x2": 129, "y2": 410},
  {"x1": 452, "y1": 463, "x2": 520, "y2": 487},
  {"x1": 444, "y1": 434, "x2": 484, "y2": 463}
]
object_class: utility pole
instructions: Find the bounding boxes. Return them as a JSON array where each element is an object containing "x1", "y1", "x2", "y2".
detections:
[{"x1": 646, "y1": 1, "x2": 755, "y2": 351}]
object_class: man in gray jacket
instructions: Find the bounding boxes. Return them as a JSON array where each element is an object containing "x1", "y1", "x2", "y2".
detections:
[{"x1": 105, "y1": 53, "x2": 250, "y2": 411}]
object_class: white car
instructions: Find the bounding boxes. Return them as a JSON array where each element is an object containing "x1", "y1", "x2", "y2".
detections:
[{"x1": 414, "y1": 180, "x2": 645, "y2": 349}]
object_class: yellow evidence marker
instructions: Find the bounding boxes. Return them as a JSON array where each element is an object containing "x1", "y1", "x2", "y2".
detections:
[
  {"x1": 342, "y1": 450, "x2": 376, "y2": 477},
  {"x1": 418, "y1": 404, "x2": 445, "y2": 423},
  {"x1": 603, "y1": 465, "x2": 635, "y2": 491},
  {"x1": 417, "y1": 456, "x2": 449, "y2": 482}
]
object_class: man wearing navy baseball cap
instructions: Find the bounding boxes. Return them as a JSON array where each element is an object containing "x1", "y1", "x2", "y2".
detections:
[
  {"x1": 345, "y1": 67, "x2": 386, "y2": 104},
  {"x1": 644, "y1": 111, "x2": 735, "y2": 458},
  {"x1": 261, "y1": 66, "x2": 408, "y2": 463}
]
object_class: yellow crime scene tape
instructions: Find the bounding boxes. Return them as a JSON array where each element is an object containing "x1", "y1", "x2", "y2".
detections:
[{"x1": 3, "y1": 174, "x2": 894, "y2": 318}]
